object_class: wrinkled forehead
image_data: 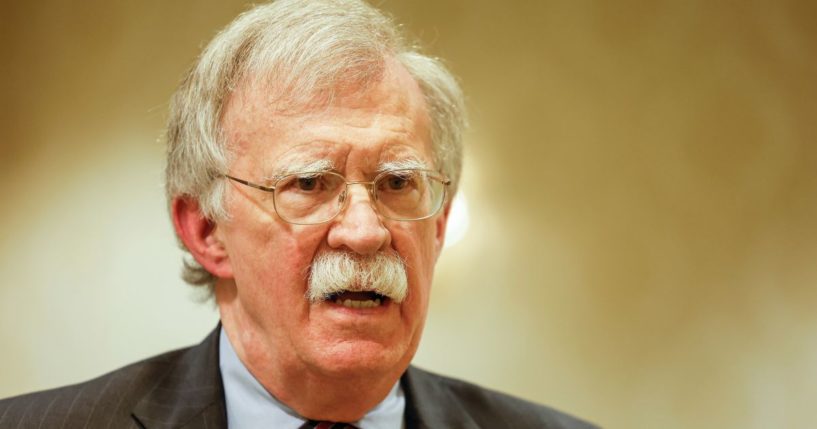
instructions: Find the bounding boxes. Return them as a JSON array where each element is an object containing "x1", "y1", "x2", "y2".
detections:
[
  {"x1": 221, "y1": 58, "x2": 429, "y2": 133},
  {"x1": 263, "y1": 142, "x2": 431, "y2": 178},
  {"x1": 221, "y1": 60, "x2": 433, "y2": 175}
]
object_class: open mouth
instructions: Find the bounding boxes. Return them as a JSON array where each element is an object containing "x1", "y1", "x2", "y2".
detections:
[{"x1": 327, "y1": 291, "x2": 389, "y2": 309}]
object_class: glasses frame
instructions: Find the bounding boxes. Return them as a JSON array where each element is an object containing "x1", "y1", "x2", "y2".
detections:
[{"x1": 224, "y1": 169, "x2": 451, "y2": 225}]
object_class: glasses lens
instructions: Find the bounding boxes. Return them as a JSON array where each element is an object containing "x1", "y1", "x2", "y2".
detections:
[
  {"x1": 274, "y1": 171, "x2": 346, "y2": 224},
  {"x1": 375, "y1": 169, "x2": 445, "y2": 220}
]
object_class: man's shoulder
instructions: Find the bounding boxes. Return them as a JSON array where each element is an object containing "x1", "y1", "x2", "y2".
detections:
[
  {"x1": 0, "y1": 347, "x2": 189, "y2": 428},
  {"x1": 403, "y1": 366, "x2": 599, "y2": 429}
]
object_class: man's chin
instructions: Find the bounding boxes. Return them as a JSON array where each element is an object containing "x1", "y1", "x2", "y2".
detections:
[
  {"x1": 304, "y1": 337, "x2": 413, "y2": 379},
  {"x1": 298, "y1": 297, "x2": 419, "y2": 379}
]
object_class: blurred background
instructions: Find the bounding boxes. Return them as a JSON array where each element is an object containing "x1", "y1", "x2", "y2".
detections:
[{"x1": 1, "y1": 1, "x2": 815, "y2": 428}]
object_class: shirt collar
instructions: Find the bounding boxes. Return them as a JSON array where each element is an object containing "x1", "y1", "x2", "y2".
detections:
[{"x1": 219, "y1": 328, "x2": 405, "y2": 429}]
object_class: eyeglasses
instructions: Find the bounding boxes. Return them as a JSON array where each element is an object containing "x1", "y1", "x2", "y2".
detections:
[{"x1": 224, "y1": 169, "x2": 450, "y2": 225}]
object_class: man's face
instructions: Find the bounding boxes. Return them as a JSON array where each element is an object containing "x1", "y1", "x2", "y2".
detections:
[{"x1": 213, "y1": 62, "x2": 449, "y2": 380}]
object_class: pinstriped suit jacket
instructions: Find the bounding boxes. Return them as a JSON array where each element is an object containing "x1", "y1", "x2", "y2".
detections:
[{"x1": 0, "y1": 327, "x2": 598, "y2": 429}]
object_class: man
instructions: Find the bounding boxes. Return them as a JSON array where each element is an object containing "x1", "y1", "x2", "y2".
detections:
[{"x1": 0, "y1": 1, "x2": 597, "y2": 428}]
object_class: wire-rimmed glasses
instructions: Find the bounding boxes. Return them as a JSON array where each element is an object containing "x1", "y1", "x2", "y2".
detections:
[{"x1": 224, "y1": 169, "x2": 450, "y2": 225}]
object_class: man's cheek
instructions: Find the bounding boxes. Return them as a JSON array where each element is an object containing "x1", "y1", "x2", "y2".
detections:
[{"x1": 268, "y1": 240, "x2": 325, "y2": 294}]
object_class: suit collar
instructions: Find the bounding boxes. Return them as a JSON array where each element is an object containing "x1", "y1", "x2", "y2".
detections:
[{"x1": 132, "y1": 326, "x2": 227, "y2": 428}]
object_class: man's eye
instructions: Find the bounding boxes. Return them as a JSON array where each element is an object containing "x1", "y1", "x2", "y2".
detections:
[
  {"x1": 380, "y1": 172, "x2": 418, "y2": 192},
  {"x1": 297, "y1": 177, "x2": 318, "y2": 191},
  {"x1": 386, "y1": 176, "x2": 408, "y2": 190},
  {"x1": 279, "y1": 173, "x2": 327, "y2": 193}
]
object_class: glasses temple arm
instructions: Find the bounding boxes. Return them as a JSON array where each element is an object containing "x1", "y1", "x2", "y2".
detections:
[{"x1": 224, "y1": 175, "x2": 276, "y2": 193}]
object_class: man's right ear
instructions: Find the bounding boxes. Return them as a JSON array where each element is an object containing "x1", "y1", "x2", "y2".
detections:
[{"x1": 171, "y1": 197, "x2": 233, "y2": 279}]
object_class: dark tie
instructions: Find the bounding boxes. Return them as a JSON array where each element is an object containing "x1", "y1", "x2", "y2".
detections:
[{"x1": 299, "y1": 420, "x2": 359, "y2": 429}]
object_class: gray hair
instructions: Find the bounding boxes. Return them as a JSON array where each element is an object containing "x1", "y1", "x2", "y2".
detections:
[{"x1": 165, "y1": 0, "x2": 467, "y2": 290}]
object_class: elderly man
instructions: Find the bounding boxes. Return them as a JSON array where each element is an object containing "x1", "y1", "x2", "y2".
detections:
[{"x1": 0, "y1": 1, "x2": 597, "y2": 428}]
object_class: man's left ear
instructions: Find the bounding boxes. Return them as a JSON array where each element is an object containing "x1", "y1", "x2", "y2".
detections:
[{"x1": 434, "y1": 200, "x2": 453, "y2": 256}]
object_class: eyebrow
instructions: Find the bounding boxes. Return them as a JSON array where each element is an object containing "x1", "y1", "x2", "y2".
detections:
[
  {"x1": 266, "y1": 159, "x2": 335, "y2": 180},
  {"x1": 262, "y1": 157, "x2": 430, "y2": 181},
  {"x1": 377, "y1": 158, "x2": 430, "y2": 173}
]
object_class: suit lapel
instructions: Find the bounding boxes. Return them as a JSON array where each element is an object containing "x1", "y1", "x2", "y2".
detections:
[
  {"x1": 132, "y1": 327, "x2": 227, "y2": 429},
  {"x1": 401, "y1": 366, "x2": 479, "y2": 429}
]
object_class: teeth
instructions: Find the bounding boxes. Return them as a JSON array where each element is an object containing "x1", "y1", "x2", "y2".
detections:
[{"x1": 335, "y1": 298, "x2": 384, "y2": 309}]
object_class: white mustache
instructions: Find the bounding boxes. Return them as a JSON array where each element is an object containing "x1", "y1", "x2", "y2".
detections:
[{"x1": 307, "y1": 251, "x2": 408, "y2": 303}]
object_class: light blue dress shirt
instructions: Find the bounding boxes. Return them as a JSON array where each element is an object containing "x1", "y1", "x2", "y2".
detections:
[{"x1": 219, "y1": 328, "x2": 406, "y2": 428}]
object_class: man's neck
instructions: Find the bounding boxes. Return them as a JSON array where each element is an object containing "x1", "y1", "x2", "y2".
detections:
[{"x1": 218, "y1": 299, "x2": 406, "y2": 422}]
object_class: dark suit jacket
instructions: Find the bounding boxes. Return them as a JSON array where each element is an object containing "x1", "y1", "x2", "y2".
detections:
[{"x1": 0, "y1": 328, "x2": 598, "y2": 428}]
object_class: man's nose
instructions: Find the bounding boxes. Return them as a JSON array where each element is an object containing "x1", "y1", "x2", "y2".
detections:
[{"x1": 326, "y1": 184, "x2": 391, "y2": 255}]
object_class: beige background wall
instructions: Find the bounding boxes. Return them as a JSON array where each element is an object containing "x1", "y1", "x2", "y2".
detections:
[{"x1": 1, "y1": 1, "x2": 815, "y2": 428}]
